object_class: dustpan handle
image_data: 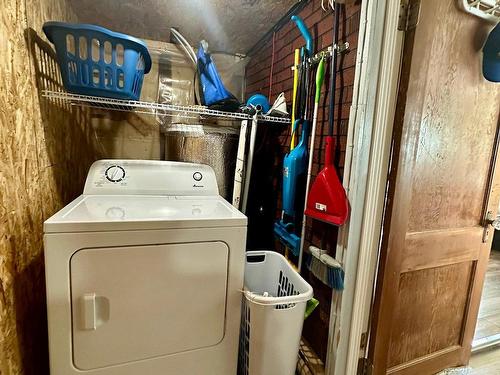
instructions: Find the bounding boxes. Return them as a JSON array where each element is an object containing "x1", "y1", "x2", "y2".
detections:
[
  {"x1": 325, "y1": 136, "x2": 335, "y2": 166},
  {"x1": 328, "y1": 3, "x2": 341, "y2": 136}
]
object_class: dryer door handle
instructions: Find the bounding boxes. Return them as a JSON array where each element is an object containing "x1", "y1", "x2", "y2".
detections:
[
  {"x1": 79, "y1": 293, "x2": 110, "y2": 331},
  {"x1": 81, "y1": 293, "x2": 97, "y2": 330}
]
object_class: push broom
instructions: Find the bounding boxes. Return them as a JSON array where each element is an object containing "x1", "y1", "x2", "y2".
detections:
[
  {"x1": 296, "y1": 57, "x2": 345, "y2": 289},
  {"x1": 307, "y1": 246, "x2": 344, "y2": 290}
]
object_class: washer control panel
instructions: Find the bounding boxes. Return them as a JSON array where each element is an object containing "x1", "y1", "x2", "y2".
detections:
[{"x1": 83, "y1": 160, "x2": 219, "y2": 196}]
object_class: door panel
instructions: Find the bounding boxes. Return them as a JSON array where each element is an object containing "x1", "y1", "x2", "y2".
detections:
[
  {"x1": 401, "y1": 229, "x2": 482, "y2": 272},
  {"x1": 387, "y1": 262, "x2": 473, "y2": 368},
  {"x1": 70, "y1": 241, "x2": 229, "y2": 370},
  {"x1": 369, "y1": 0, "x2": 500, "y2": 373}
]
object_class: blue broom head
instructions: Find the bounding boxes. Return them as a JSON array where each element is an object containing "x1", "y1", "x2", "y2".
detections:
[
  {"x1": 307, "y1": 246, "x2": 344, "y2": 291},
  {"x1": 328, "y1": 266, "x2": 344, "y2": 291}
]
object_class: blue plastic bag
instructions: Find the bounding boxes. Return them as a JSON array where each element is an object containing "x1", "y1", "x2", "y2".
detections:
[{"x1": 196, "y1": 42, "x2": 239, "y2": 110}]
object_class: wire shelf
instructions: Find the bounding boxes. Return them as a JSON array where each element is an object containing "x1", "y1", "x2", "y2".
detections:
[{"x1": 42, "y1": 90, "x2": 291, "y2": 124}]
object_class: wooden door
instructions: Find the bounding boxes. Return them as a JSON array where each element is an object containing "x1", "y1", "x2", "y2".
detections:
[{"x1": 368, "y1": 1, "x2": 500, "y2": 374}]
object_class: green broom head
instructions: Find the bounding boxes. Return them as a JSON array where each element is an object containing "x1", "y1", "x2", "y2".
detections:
[{"x1": 307, "y1": 246, "x2": 344, "y2": 291}]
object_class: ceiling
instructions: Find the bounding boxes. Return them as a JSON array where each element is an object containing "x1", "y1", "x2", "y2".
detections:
[{"x1": 68, "y1": 0, "x2": 298, "y2": 54}]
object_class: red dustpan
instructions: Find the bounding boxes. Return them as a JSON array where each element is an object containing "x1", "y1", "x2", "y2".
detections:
[{"x1": 305, "y1": 135, "x2": 349, "y2": 225}]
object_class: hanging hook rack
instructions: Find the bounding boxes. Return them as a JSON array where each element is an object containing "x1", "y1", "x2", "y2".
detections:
[{"x1": 309, "y1": 42, "x2": 350, "y2": 65}]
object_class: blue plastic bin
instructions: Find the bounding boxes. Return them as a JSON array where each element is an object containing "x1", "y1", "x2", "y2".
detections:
[{"x1": 43, "y1": 22, "x2": 152, "y2": 100}]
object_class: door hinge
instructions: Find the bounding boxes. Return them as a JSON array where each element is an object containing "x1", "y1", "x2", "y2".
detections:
[
  {"x1": 360, "y1": 331, "x2": 368, "y2": 350},
  {"x1": 357, "y1": 357, "x2": 373, "y2": 375},
  {"x1": 398, "y1": 0, "x2": 421, "y2": 31}
]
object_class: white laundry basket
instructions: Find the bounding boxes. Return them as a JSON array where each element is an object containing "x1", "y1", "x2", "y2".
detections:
[{"x1": 238, "y1": 251, "x2": 313, "y2": 375}]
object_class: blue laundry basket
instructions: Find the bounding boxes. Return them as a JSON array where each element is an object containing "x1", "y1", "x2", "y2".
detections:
[{"x1": 43, "y1": 22, "x2": 152, "y2": 100}]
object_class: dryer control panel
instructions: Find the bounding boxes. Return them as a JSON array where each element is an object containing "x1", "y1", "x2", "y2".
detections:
[{"x1": 83, "y1": 160, "x2": 219, "y2": 196}]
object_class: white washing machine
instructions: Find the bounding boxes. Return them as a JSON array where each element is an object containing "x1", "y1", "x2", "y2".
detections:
[{"x1": 44, "y1": 160, "x2": 247, "y2": 375}]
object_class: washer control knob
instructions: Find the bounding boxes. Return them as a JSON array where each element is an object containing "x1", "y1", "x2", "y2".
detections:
[{"x1": 193, "y1": 172, "x2": 203, "y2": 181}]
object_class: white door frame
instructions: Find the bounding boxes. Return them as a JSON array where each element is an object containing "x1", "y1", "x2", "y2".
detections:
[{"x1": 325, "y1": 0, "x2": 406, "y2": 374}]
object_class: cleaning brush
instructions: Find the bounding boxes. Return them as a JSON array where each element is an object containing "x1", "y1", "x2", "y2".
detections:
[{"x1": 306, "y1": 246, "x2": 344, "y2": 290}]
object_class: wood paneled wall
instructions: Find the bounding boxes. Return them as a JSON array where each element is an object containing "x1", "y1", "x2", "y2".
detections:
[{"x1": 0, "y1": 1, "x2": 102, "y2": 374}]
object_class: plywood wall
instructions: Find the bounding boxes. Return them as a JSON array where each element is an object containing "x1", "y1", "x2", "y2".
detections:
[
  {"x1": 0, "y1": 1, "x2": 254, "y2": 373},
  {"x1": 0, "y1": 0, "x2": 102, "y2": 373}
]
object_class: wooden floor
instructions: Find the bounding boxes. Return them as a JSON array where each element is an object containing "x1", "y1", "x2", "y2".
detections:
[
  {"x1": 474, "y1": 250, "x2": 500, "y2": 341},
  {"x1": 468, "y1": 249, "x2": 500, "y2": 375},
  {"x1": 469, "y1": 347, "x2": 500, "y2": 374}
]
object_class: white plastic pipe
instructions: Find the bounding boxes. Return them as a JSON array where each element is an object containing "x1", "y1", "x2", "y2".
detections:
[
  {"x1": 232, "y1": 119, "x2": 249, "y2": 209},
  {"x1": 170, "y1": 28, "x2": 197, "y2": 67},
  {"x1": 241, "y1": 114, "x2": 259, "y2": 214}
]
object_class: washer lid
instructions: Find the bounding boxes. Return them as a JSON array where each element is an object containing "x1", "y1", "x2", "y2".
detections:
[{"x1": 44, "y1": 195, "x2": 247, "y2": 233}]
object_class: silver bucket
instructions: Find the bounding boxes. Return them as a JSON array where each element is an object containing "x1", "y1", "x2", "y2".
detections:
[{"x1": 164, "y1": 124, "x2": 239, "y2": 201}]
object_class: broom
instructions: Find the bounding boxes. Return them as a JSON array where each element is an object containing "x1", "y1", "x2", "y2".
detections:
[{"x1": 306, "y1": 245, "x2": 344, "y2": 290}]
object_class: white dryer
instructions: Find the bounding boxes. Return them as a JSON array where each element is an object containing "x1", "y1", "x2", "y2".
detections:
[{"x1": 44, "y1": 160, "x2": 247, "y2": 375}]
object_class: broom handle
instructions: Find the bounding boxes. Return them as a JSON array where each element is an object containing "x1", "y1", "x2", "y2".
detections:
[
  {"x1": 328, "y1": 2, "x2": 340, "y2": 137},
  {"x1": 298, "y1": 57, "x2": 326, "y2": 272},
  {"x1": 298, "y1": 100, "x2": 320, "y2": 271}
]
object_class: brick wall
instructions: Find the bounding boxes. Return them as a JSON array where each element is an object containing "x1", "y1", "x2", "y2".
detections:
[{"x1": 245, "y1": 0, "x2": 361, "y2": 362}]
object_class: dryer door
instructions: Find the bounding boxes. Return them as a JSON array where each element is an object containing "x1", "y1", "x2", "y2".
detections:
[{"x1": 70, "y1": 241, "x2": 229, "y2": 370}]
